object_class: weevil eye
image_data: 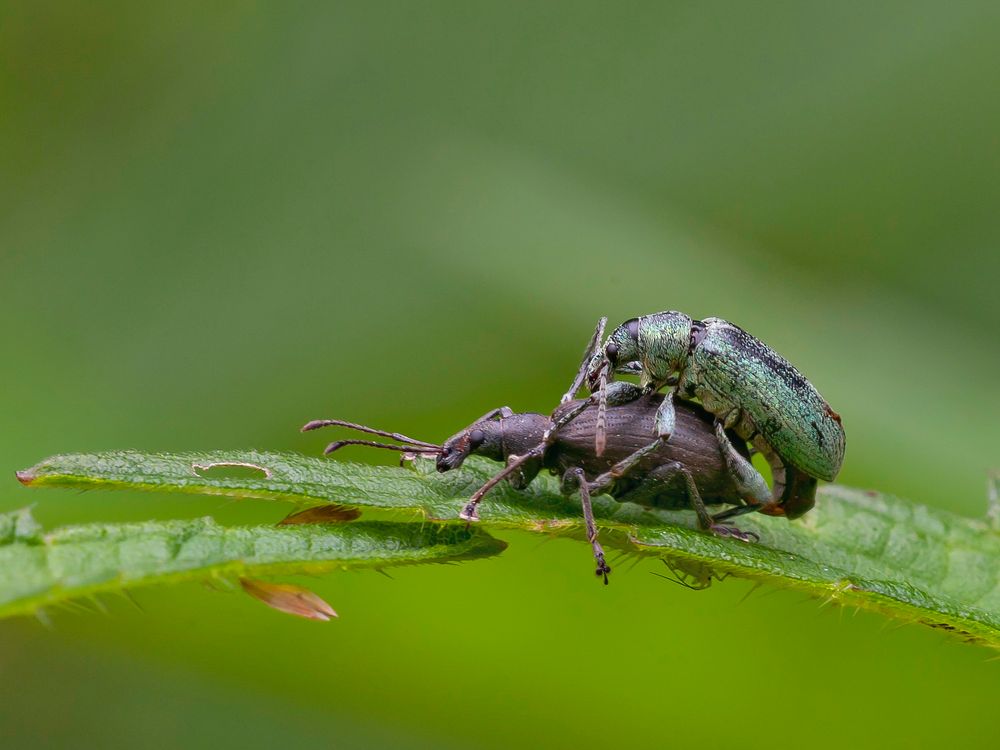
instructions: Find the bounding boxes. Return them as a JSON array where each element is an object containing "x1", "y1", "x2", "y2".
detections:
[
  {"x1": 605, "y1": 342, "x2": 619, "y2": 365},
  {"x1": 469, "y1": 429, "x2": 485, "y2": 449}
]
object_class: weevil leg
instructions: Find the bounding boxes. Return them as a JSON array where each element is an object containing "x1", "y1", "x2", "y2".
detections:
[
  {"x1": 604, "y1": 380, "x2": 645, "y2": 405},
  {"x1": 463, "y1": 402, "x2": 578, "y2": 521},
  {"x1": 611, "y1": 461, "x2": 712, "y2": 528},
  {"x1": 505, "y1": 453, "x2": 541, "y2": 490},
  {"x1": 654, "y1": 388, "x2": 676, "y2": 440},
  {"x1": 670, "y1": 469, "x2": 759, "y2": 543},
  {"x1": 617, "y1": 361, "x2": 644, "y2": 376},
  {"x1": 583, "y1": 388, "x2": 677, "y2": 496},
  {"x1": 588, "y1": 438, "x2": 665, "y2": 492},
  {"x1": 549, "y1": 382, "x2": 642, "y2": 445},
  {"x1": 561, "y1": 467, "x2": 611, "y2": 584},
  {"x1": 614, "y1": 462, "x2": 758, "y2": 543},
  {"x1": 460, "y1": 444, "x2": 547, "y2": 521},
  {"x1": 463, "y1": 395, "x2": 595, "y2": 522},
  {"x1": 710, "y1": 503, "x2": 763, "y2": 522},
  {"x1": 562, "y1": 317, "x2": 607, "y2": 403},
  {"x1": 595, "y1": 366, "x2": 609, "y2": 456},
  {"x1": 462, "y1": 381, "x2": 646, "y2": 526},
  {"x1": 593, "y1": 365, "x2": 650, "y2": 456},
  {"x1": 472, "y1": 406, "x2": 514, "y2": 423},
  {"x1": 714, "y1": 419, "x2": 771, "y2": 507},
  {"x1": 544, "y1": 397, "x2": 595, "y2": 442},
  {"x1": 667, "y1": 466, "x2": 718, "y2": 530}
]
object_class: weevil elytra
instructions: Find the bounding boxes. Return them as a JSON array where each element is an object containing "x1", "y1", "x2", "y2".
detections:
[
  {"x1": 305, "y1": 393, "x2": 761, "y2": 584},
  {"x1": 582, "y1": 311, "x2": 844, "y2": 519}
]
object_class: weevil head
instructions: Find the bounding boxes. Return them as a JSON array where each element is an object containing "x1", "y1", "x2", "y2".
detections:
[
  {"x1": 587, "y1": 317, "x2": 641, "y2": 388},
  {"x1": 436, "y1": 413, "x2": 550, "y2": 472},
  {"x1": 589, "y1": 311, "x2": 693, "y2": 388},
  {"x1": 436, "y1": 421, "x2": 503, "y2": 472}
]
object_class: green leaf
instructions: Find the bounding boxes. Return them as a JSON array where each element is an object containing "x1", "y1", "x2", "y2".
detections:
[
  {"x1": 17, "y1": 450, "x2": 1000, "y2": 647},
  {"x1": 0, "y1": 504, "x2": 505, "y2": 619}
]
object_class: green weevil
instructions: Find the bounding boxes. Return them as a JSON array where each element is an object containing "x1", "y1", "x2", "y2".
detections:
[{"x1": 581, "y1": 311, "x2": 845, "y2": 519}]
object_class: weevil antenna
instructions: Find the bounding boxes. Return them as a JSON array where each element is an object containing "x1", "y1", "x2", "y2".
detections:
[
  {"x1": 323, "y1": 439, "x2": 441, "y2": 456},
  {"x1": 302, "y1": 419, "x2": 439, "y2": 448},
  {"x1": 595, "y1": 366, "x2": 608, "y2": 457},
  {"x1": 562, "y1": 316, "x2": 607, "y2": 404}
]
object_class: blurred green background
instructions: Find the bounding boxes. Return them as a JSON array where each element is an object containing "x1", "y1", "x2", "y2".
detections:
[{"x1": 3, "y1": 2, "x2": 1000, "y2": 748}]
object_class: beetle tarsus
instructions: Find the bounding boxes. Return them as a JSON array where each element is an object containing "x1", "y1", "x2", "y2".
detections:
[
  {"x1": 709, "y1": 524, "x2": 759, "y2": 544},
  {"x1": 595, "y1": 556, "x2": 611, "y2": 585},
  {"x1": 562, "y1": 317, "x2": 607, "y2": 404}
]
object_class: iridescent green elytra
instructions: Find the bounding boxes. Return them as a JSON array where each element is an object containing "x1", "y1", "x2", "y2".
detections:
[{"x1": 586, "y1": 311, "x2": 845, "y2": 519}]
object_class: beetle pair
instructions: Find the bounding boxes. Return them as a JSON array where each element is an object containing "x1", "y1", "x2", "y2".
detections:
[
  {"x1": 586, "y1": 312, "x2": 844, "y2": 519},
  {"x1": 306, "y1": 392, "x2": 756, "y2": 584},
  {"x1": 305, "y1": 312, "x2": 845, "y2": 583}
]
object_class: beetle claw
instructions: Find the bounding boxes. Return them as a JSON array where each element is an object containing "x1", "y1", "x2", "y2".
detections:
[
  {"x1": 594, "y1": 555, "x2": 612, "y2": 584},
  {"x1": 709, "y1": 524, "x2": 759, "y2": 544}
]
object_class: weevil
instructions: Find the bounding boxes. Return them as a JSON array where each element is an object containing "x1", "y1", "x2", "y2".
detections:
[
  {"x1": 304, "y1": 392, "x2": 763, "y2": 584},
  {"x1": 581, "y1": 311, "x2": 844, "y2": 519}
]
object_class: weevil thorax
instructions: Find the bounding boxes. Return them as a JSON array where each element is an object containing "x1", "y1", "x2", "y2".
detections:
[
  {"x1": 436, "y1": 413, "x2": 549, "y2": 472},
  {"x1": 634, "y1": 311, "x2": 693, "y2": 387}
]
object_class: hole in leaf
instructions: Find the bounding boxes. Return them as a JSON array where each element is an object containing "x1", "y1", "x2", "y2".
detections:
[{"x1": 192, "y1": 462, "x2": 271, "y2": 480}]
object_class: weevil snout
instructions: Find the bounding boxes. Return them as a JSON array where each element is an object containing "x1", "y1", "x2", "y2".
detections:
[
  {"x1": 587, "y1": 317, "x2": 641, "y2": 390},
  {"x1": 436, "y1": 428, "x2": 487, "y2": 472},
  {"x1": 586, "y1": 350, "x2": 610, "y2": 391},
  {"x1": 435, "y1": 443, "x2": 465, "y2": 472}
]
